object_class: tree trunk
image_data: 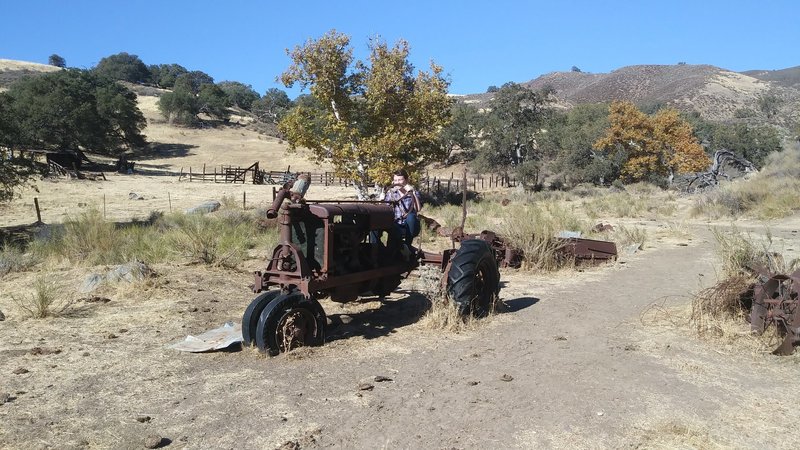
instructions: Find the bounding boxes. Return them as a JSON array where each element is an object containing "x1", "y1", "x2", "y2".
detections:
[{"x1": 353, "y1": 161, "x2": 371, "y2": 200}]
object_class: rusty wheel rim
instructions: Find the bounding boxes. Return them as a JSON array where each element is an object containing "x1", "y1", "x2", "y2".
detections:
[{"x1": 276, "y1": 307, "x2": 317, "y2": 353}]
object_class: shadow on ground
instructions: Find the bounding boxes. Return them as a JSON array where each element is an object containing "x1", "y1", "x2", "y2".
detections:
[
  {"x1": 325, "y1": 292, "x2": 431, "y2": 342},
  {"x1": 135, "y1": 142, "x2": 198, "y2": 160},
  {"x1": 503, "y1": 296, "x2": 539, "y2": 312}
]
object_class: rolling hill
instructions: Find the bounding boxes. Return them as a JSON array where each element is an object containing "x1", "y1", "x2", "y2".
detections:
[{"x1": 462, "y1": 64, "x2": 799, "y2": 131}]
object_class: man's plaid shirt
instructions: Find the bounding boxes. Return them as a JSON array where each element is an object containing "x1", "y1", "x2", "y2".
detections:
[{"x1": 383, "y1": 187, "x2": 417, "y2": 224}]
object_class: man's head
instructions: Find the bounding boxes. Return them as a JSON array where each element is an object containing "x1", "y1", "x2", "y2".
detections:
[{"x1": 392, "y1": 169, "x2": 409, "y2": 187}]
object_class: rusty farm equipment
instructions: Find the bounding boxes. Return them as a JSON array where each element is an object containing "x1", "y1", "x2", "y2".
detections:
[
  {"x1": 242, "y1": 177, "x2": 501, "y2": 355},
  {"x1": 748, "y1": 265, "x2": 800, "y2": 356}
]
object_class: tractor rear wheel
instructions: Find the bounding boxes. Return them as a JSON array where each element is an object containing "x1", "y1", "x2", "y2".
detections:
[
  {"x1": 446, "y1": 239, "x2": 500, "y2": 317},
  {"x1": 255, "y1": 291, "x2": 326, "y2": 356},
  {"x1": 241, "y1": 290, "x2": 281, "y2": 347}
]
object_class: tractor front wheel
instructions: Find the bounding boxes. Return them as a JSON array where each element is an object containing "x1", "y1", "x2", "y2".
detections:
[
  {"x1": 255, "y1": 290, "x2": 326, "y2": 356},
  {"x1": 241, "y1": 290, "x2": 281, "y2": 347},
  {"x1": 446, "y1": 239, "x2": 501, "y2": 317}
]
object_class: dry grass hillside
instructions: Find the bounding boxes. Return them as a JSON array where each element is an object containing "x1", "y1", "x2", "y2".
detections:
[
  {"x1": 0, "y1": 59, "x2": 61, "y2": 90},
  {"x1": 743, "y1": 65, "x2": 800, "y2": 88},
  {"x1": 132, "y1": 93, "x2": 329, "y2": 174}
]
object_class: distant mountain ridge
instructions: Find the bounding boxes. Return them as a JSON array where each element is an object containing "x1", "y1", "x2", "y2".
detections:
[
  {"x1": 461, "y1": 63, "x2": 799, "y2": 131},
  {"x1": 742, "y1": 66, "x2": 800, "y2": 88}
]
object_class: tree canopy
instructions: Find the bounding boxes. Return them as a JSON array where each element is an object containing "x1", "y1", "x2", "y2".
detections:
[
  {"x1": 4, "y1": 69, "x2": 146, "y2": 154},
  {"x1": 544, "y1": 103, "x2": 617, "y2": 185},
  {"x1": 48, "y1": 54, "x2": 66, "y2": 68},
  {"x1": 176, "y1": 71, "x2": 215, "y2": 94},
  {"x1": 595, "y1": 101, "x2": 709, "y2": 183},
  {"x1": 218, "y1": 81, "x2": 260, "y2": 110},
  {"x1": 438, "y1": 102, "x2": 480, "y2": 163},
  {"x1": 252, "y1": 88, "x2": 293, "y2": 124},
  {"x1": 157, "y1": 76, "x2": 199, "y2": 125},
  {"x1": 149, "y1": 63, "x2": 188, "y2": 89},
  {"x1": 473, "y1": 82, "x2": 549, "y2": 183},
  {"x1": 197, "y1": 84, "x2": 230, "y2": 121},
  {"x1": 278, "y1": 30, "x2": 452, "y2": 197},
  {"x1": 93, "y1": 52, "x2": 150, "y2": 83}
]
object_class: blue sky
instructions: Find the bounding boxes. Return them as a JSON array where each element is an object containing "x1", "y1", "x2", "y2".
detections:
[{"x1": 1, "y1": 0, "x2": 797, "y2": 97}]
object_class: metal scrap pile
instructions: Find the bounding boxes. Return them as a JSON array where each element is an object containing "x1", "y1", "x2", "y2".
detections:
[
  {"x1": 418, "y1": 214, "x2": 617, "y2": 269},
  {"x1": 748, "y1": 265, "x2": 800, "y2": 356}
]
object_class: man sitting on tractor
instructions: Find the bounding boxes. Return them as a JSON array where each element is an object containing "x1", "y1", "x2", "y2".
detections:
[{"x1": 373, "y1": 169, "x2": 422, "y2": 258}]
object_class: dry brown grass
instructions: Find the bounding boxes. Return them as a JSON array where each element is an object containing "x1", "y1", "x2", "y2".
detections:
[
  {"x1": 611, "y1": 225, "x2": 649, "y2": 251},
  {"x1": 0, "y1": 243, "x2": 39, "y2": 277},
  {"x1": 632, "y1": 419, "x2": 726, "y2": 449},
  {"x1": 10, "y1": 274, "x2": 72, "y2": 319},
  {"x1": 690, "y1": 274, "x2": 753, "y2": 337},
  {"x1": 691, "y1": 145, "x2": 800, "y2": 220},
  {"x1": 688, "y1": 226, "x2": 799, "y2": 352},
  {"x1": 414, "y1": 265, "x2": 500, "y2": 333}
]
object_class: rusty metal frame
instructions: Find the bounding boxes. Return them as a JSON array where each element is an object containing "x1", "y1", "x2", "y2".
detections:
[{"x1": 749, "y1": 265, "x2": 800, "y2": 355}]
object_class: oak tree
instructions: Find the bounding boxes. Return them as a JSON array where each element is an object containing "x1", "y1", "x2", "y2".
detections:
[
  {"x1": 252, "y1": 88, "x2": 292, "y2": 123},
  {"x1": 48, "y1": 54, "x2": 66, "y2": 68},
  {"x1": 595, "y1": 101, "x2": 708, "y2": 183},
  {"x1": 475, "y1": 82, "x2": 548, "y2": 183},
  {"x1": 218, "y1": 81, "x2": 260, "y2": 110},
  {"x1": 93, "y1": 52, "x2": 150, "y2": 83}
]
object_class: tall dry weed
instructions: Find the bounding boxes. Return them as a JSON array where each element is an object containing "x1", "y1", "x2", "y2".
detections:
[
  {"x1": 10, "y1": 275, "x2": 72, "y2": 319},
  {"x1": 27, "y1": 209, "x2": 277, "y2": 269},
  {"x1": 415, "y1": 265, "x2": 485, "y2": 332},
  {"x1": 496, "y1": 202, "x2": 586, "y2": 271},
  {"x1": 611, "y1": 225, "x2": 649, "y2": 251}
]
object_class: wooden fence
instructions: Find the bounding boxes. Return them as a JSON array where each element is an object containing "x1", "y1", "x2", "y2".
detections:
[
  {"x1": 179, "y1": 161, "x2": 263, "y2": 184},
  {"x1": 178, "y1": 163, "x2": 517, "y2": 193},
  {"x1": 419, "y1": 171, "x2": 517, "y2": 194}
]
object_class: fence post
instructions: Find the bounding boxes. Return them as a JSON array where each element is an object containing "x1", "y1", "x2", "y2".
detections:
[
  {"x1": 34, "y1": 197, "x2": 42, "y2": 223},
  {"x1": 272, "y1": 186, "x2": 277, "y2": 201},
  {"x1": 243, "y1": 191, "x2": 246, "y2": 209}
]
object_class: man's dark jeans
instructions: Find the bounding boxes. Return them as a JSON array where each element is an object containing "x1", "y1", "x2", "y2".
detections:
[{"x1": 370, "y1": 212, "x2": 420, "y2": 253}]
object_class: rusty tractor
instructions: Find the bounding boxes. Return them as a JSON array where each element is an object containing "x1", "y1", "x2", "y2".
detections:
[{"x1": 242, "y1": 177, "x2": 501, "y2": 355}]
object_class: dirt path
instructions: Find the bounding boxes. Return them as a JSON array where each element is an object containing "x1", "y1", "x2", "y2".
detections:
[{"x1": 3, "y1": 225, "x2": 797, "y2": 449}]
